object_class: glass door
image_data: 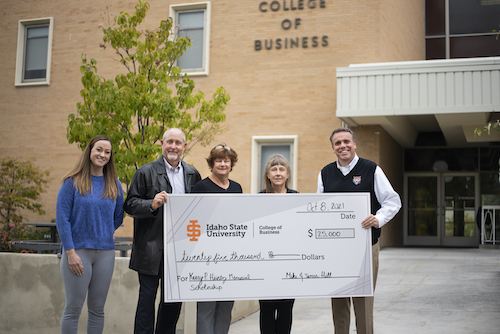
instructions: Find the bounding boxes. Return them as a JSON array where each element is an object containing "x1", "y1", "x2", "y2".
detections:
[
  {"x1": 442, "y1": 173, "x2": 478, "y2": 247},
  {"x1": 405, "y1": 174, "x2": 440, "y2": 246},
  {"x1": 404, "y1": 173, "x2": 479, "y2": 247}
]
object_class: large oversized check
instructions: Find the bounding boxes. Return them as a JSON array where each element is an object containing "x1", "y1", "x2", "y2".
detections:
[{"x1": 163, "y1": 193, "x2": 372, "y2": 302}]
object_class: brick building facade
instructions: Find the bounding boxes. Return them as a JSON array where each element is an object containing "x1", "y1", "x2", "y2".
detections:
[{"x1": 11, "y1": 0, "x2": 491, "y2": 246}]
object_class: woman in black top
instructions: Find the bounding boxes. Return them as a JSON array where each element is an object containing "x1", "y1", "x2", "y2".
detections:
[
  {"x1": 259, "y1": 154, "x2": 297, "y2": 334},
  {"x1": 192, "y1": 144, "x2": 242, "y2": 334}
]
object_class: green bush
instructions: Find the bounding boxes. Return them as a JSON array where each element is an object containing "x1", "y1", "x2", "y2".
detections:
[{"x1": 0, "y1": 159, "x2": 50, "y2": 252}]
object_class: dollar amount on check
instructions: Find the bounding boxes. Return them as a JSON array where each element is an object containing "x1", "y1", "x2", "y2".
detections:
[{"x1": 163, "y1": 193, "x2": 373, "y2": 302}]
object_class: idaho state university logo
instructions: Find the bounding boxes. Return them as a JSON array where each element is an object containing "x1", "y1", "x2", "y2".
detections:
[
  {"x1": 352, "y1": 176, "x2": 361, "y2": 185},
  {"x1": 187, "y1": 220, "x2": 201, "y2": 241}
]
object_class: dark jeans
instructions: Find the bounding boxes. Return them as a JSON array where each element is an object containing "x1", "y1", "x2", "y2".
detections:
[{"x1": 135, "y1": 267, "x2": 182, "y2": 334}]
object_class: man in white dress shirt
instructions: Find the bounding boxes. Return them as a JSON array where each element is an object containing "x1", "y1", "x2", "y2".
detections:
[{"x1": 317, "y1": 127, "x2": 401, "y2": 334}]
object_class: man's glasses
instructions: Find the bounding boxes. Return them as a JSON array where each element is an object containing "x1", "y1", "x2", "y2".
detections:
[{"x1": 214, "y1": 145, "x2": 231, "y2": 151}]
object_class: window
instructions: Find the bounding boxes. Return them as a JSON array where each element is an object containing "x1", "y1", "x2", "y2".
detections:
[
  {"x1": 170, "y1": 2, "x2": 210, "y2": 76},
  {"x1": 251, "y1": 136, "x2": 298, "y2": 193},
  {"x1": 15, "y1": 17, "x2": 53, "y2": 86},
  {"x1": 425, "y1": 0, "x2": 500, "y2": 59}
]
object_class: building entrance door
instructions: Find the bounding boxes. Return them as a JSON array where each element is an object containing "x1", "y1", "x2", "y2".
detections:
[{"x1": 404, "y1": 173, "x2": 479, "y2": 247}]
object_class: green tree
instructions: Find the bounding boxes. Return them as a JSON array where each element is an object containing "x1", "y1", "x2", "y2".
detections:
[
  {"x1": 0, "y1": 159, "x2": 49, "y2": 243},
  {"x1": 67, "y1": 0, "x2": 230, "y2": 190}
]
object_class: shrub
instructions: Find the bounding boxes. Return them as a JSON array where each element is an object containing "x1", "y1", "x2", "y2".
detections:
[{"x1": 0, "y1": 159, "x2": 50, "y2": 251}]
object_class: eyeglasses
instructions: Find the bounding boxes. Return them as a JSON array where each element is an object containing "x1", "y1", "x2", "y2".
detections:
[{"x1": 214, "y1": 145, "x2": 231, "y2": 151}]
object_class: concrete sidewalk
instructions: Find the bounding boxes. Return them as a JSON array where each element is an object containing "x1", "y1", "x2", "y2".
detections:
[{"x1": 228, "y1": 247, "x2": 500, "y2": 334}]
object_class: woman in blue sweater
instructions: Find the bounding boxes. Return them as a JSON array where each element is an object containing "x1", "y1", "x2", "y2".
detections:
[{"x1": 56, "y1": 135, "x2": 124, "y2": 334}]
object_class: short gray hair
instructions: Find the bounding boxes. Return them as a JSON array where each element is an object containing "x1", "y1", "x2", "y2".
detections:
[
  {"x1": 329, "y1": 127, "x2": 355, "y2": 145},
  {"x1": 162, "y1": 128, "x2": 186, "y2": 143}
]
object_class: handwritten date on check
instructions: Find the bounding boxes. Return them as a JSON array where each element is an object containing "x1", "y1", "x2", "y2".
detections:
[{"x1": 163, "y1": 193, "x2": 373, "y2": 302}]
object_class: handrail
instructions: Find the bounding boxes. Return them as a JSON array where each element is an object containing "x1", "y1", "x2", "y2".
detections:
[{"x1": 481, "y1": 206, "x2": 500, "y2": 245}]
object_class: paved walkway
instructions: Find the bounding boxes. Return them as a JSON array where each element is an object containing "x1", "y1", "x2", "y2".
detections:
[{"x1": 228, "y1": 247, "x2": 500, "y2": 334}]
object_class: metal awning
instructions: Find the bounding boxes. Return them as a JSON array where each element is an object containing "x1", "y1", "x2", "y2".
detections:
[{"x1": 336, "y1": 57, "x2": 500, "y2": 147}]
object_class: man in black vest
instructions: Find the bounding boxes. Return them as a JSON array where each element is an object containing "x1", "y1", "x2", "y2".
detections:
[
  {"x1": 124, "y1": 128, "x2": 201, "y2": 334},
  {"x1": 317, "y1": 127, "x2": 401, "y2": 334}
]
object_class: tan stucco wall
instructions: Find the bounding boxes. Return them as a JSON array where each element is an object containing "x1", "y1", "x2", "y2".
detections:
[
  {"x1": 0, "y1": 0, "x2": 423, "y2": 243},
  {"x1": 0, "y1": 253, "x2": 258, "y2": 333}
]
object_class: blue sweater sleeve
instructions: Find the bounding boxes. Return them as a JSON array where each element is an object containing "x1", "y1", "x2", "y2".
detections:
[
  {"x1": 56, "y1": 179, "x2": 76, "y2": 250},
  {"x1": 114, "y1": 179, "x2": 125, "y2": 230}
]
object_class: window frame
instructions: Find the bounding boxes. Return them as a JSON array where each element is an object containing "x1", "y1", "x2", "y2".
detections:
[
  {"x1": 251, "y1": 135, "x2": 299, "y2": 193},
  {"x1": 425, "y1": 0, "x2": 500, "y2": 59},
  {"x1": 170, "y1": 2, "x2": 211, "y2": 76},
  {"x1": 15, "y1": 17, "x2": 54, "y2": 86}
]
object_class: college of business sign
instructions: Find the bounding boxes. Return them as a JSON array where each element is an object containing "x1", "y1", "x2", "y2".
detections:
[{"x1": 255, "y1": 0, "x2": 328, "y2": 51}]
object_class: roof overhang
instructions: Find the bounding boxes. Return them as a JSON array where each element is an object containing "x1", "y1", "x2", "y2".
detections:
[{"x1": 336, "y1": 57, "x2": 500, "y2": 147}]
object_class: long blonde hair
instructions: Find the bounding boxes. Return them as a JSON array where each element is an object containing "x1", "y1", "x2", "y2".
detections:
[
  {"x1": 262, "y1": 154, "x2": 291, "y2": 193},
  {"x1": 63, "y1": 135, "x2": 119, "y2": 200}
]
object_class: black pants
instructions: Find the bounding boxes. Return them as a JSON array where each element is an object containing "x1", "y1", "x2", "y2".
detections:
[
  {"x1": 134, "y1": 266, "x2": 182, "y2": 334},
  {"x1": 259, "y1": 299, "x2": 295, "y2": 334}
]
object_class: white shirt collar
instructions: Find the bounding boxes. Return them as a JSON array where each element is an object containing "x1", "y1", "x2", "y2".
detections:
[
  {"x1": 163, "y1": 157, "x2": 183, "y2": 172},
  {"x1": 336, "y1": 154, "x2": 359, "y2": 175}
]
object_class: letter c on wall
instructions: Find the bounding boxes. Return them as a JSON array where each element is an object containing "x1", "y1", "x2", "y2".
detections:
[{"x1": 259, "y1": 1, "x2": 268, "y2": 12}]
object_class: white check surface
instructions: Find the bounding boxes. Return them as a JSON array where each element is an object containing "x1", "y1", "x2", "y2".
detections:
[{"x1": 164, "y1": 193, "x2": 372, "y2": 302}]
